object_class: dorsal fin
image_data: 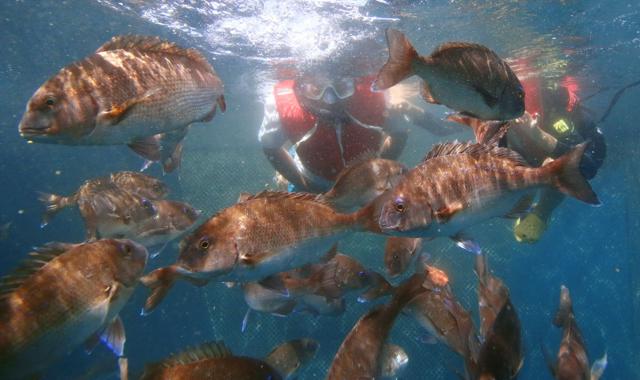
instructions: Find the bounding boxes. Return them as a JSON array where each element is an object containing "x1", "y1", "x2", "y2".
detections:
[
  {"x1": 96, "y1": 35, "x2": 211, "y2": 68},
  {"x1": 0, "y1": 242, "x2": 75, "y2": 299},
  {"x1": 240, "y1": 191, "x2": 333, "y2": 207},
  {"x1": 423, "y1": 141, "x2": 528, "y2": 166},
  {"x1": 158, "y1": 341, "x2": 232, "y2": 368},
  {"x1": 431, "y1": 42, "x2": 494, "y2": 58}
]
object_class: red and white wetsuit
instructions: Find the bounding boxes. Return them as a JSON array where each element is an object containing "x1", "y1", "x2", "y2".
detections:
[{"x1": 259, "y1": 75, "x2": 396, "y2": 189}]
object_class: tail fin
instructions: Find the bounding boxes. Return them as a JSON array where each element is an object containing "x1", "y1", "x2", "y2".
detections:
[
  {"x1": 388, "y1": 273, "x2": 427, "y2": 314},
  {"x1": 352, "y1": 202, "x2": 383, "y2": 234},
  {"x1": 553, "y1": 285, "x2": 573, "y2": 328},
  {"x1": 139, "y1": 266, "x2": 181, "y2": 315},
  {"x1": 38, "y1": 192, "x2": 75, "y2": 227},
  {"x1": 544, "y1": 142, "x2": 600, "y2": 205},
  {"x1": 358, "y1": 271, "x2": 394, "y2": 303},
  {"x1": 264, "y1": 338, "x2": 319, "y2": 379},
  {"x1": 374, "y1": 29, "x2": 419, "y2": 91},
  {"x1": 590, "y1": 352, "x2": 607, "y2": 380},
  {"x1": 161, "y1": 141, "x2": 184, "y2": 173}
]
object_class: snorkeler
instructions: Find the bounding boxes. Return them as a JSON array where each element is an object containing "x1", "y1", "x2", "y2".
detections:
[
  {"x1": 258, "y1": 57, "x2": 437, "y2": 193},
  {"x1": 509, "y1": 76, "x2": 606, "y2": 243}
]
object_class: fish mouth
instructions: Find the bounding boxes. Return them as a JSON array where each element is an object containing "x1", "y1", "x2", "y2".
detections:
[{"x1": 19, "y1": 126, "x2": 49, "y2": 138}]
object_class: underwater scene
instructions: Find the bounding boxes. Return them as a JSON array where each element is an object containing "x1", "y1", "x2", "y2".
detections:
[{"x1": 1, "y1": 0, "x2": 639, "y2": 379}]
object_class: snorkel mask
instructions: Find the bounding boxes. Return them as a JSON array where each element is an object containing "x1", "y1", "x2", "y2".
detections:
[{"x1": 296, "y1": 76, "x2": 356, "y2": 120}]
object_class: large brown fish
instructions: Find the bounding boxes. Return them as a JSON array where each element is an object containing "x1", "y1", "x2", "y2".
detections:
[
  {"x1": 544, "y1": 286, "x2": 607, "y2": 380},
  {"x1": 0, "y1": 239, "x2": 148, "y2": 379},
  {"x1": 18, "y1": 36, "x2": 225, "y2": 172},
  {"x1": 469, "y1": 252, "x2": 522, "y2": 380},
  {"x1": 405, "y1": 265, "x2": 479, "y2": 358},
  {"x1": 374, "y1": 141, "x2": 599, "y2": 252},
  {"x1": 374, "y1": 29, "x2": 524, "y2": 121},
  {"x1": 326, "y1": 273, "x2": 426, "y2": 379},
  {"x1": 140, "y1": 191, "x2": 374, "y2": 313},
  {"x1": 319, "y1": 158, "x2": 407, "y2": 212},
  {"x1": 138, "y1": 339, "x2": 318, "y2": 380}
]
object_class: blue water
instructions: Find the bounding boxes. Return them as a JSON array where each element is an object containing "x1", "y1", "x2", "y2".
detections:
[{"x1": 1, "y1": 1, "x2": 639, "y2": 379}]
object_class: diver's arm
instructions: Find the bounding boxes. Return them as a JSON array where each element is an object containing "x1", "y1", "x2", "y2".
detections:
[
  {"x1": 262, "y1": 146, "x2": 309, "y2": 190},
  {"x1": 259, "y1": 98, "x2": 310, "y2": 191}
]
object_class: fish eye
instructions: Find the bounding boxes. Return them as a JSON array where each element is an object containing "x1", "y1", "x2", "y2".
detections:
[
  {"x1": 394, "y1": 201, "x2": 406, "y2": 213},
  {"x1": 45, "y1": 96, "x2": 56, "y2": 107},
  {"x1": 357, "y1": 271, "x2": 368, "y2": 278},
  {"x1": 199, "y1": 238, "x2": 210, "y2": 250}
]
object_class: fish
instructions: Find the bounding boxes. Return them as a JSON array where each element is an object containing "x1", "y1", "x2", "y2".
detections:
[
  {"x1": 109, "y1": 171, "x2": 169, "y2": 200},
  {"x1": 129, "y1": 199, "x2": 201, "y2": 248},
  {"x1": 374, "y1": 29, "x2": 524, "y2": 121},
  {"x1": 38, "y1": 171, "x2": 167, "y2": 229},
  {"x1": 404, "y1": 265, "x2": 479, "y2": 358},
  {"x1": 19, "y1": 35, "x2": 225, "y2": 172},
  {"x1": 0, "y1": 239, "x2": 148, "y2": 379},
  {"x1": 319, "y1": 158, "x2": 407, "y2": 212},
  {"x1": 326, "y1": 273, "x2": 427, "y2": 379},
  {"x1": 543, "y1": 286, "x2": 607, "y2": 380},
  {"x1": 373, "y1": 141, "x2": 599, "y2": 251},
  {"x1": 469, "y1": 252, "x2": 522, "y2": 380},
  {"x1": 139, "y1": 191, "x2": 376, "y2": 313},
  {"x1": 384, "y1": 237, "x2": 422, "y2": 277},
  {"x1": 138, "y1": 339, "x2": 318, "y2": 380},
  {"x1": 242, "y1": 251, "x2": 391, "y2": 321}
]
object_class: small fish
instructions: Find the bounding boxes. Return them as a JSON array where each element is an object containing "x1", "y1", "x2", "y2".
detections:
[
  {"x1": 0, "y1": 239, "x2": 148, "y2": 379},
  {"x1": 384, "y1": 237, "x2": 422, "y2": 277},
  {"x1": 19, "y1": 35, "x2": 225, "y2": 172},
  {"x1": 242, "y1": 282, "x2": 296, "y2": 317},
  {"x1": 543, "y1": 286, "x2": 607, "y2": 380},
  {"x1": 404, "y1": 265, "x2": 479, "y2": 358},
  {"x1": 320, "y1": 158, "x2": 407, "y2": 212},
  {"x1": 140, "y1": 191, "x2": 375, "y2": 313},
  {"x1": 327, "y1": 273, "x2": 427, "y2": 379},
  {"x1": 38, "y1": 171, "x2": 167, "y2": 230},
  {"x1": 469, "y1": 252, "x2": 522, "y2": 380},
  {"x1": 138, "y1": 339, "x2": 318, "y2": 380},
  {"x1": 373, "y1": 141, "x2": 599, "y2": 251},
  {"x1": 374, "y1": 29, "x2": 524, "y2": 121}
]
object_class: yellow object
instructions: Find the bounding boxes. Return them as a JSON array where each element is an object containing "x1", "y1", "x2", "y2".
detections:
[
  {"x1": 552, "y1": 118, "x2": 573, "y2": 135},
  {"x1": 514, "y1": 213, "x2": 547, "y2": 243}
]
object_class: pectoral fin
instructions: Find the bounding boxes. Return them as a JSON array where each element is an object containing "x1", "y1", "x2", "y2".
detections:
[
  {"x1": 451, "y1": 232, "x2": 481, "y2": 255},
  {"x1": 434, "y1": 202, "x2": 464, "y2": 223},
  {"x1": 421, "y1": 81, "x2": 440, "y2": 104},
  {"x1": 99, "y1": 90, "x2": 160, "y2": 125},
  {"x1": 474, "y1": 85, "x2": 499, "y2": 108},
  {"x1": 128, "y1": 136, "x2": 161, "y2": 162},
  {"x1": 101, "y1": 315, "x2": 126, "y2": 357}
]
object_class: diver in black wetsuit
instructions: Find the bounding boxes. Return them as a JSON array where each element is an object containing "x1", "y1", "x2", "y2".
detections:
[{"x1": 509, "y1": 84, "x2": 606, "y2": 243}]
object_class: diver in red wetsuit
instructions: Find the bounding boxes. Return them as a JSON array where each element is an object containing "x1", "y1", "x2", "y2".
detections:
[
  {"x1": 504, "y1": 71, "x2": 606, "y2": 243},
  {"x1": 259, "y1": 71, "x2": 415, "y2": 192}
]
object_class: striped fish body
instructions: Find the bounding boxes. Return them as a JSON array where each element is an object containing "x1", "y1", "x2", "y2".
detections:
[
  {"x1": 0, "y1": 240, "x2": 147, "y2": 379},
  {"x1": 20, "y1": 35, "x2": 224, "y2": 145},
  {"x1": 176, "y1": 192, "x2": 360, "y2": 283},
  {"x1": 377, "y1": 142, "x2": 598, "y2": 238}
]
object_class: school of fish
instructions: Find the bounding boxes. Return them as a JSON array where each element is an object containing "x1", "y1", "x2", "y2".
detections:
[{"x1": 1, "y1": 27, "x2": 608, "y2": 379}]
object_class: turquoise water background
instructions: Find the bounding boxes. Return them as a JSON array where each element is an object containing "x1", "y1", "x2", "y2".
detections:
[{"x1": 1, "y1": 1, "x2": 639, "y2": 378}]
